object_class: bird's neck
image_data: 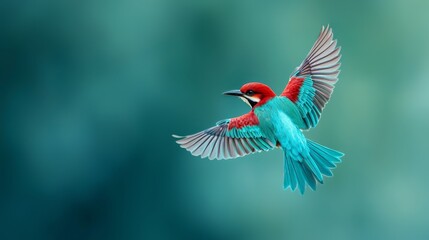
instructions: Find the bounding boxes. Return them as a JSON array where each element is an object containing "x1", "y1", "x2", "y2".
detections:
[{"x1": 253, "y1": 96, "x2": 275, "y2": 108}]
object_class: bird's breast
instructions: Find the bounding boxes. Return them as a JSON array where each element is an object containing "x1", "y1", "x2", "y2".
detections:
[{"x1": 256, "y1": 106, "x2": 306, "y2": 148}]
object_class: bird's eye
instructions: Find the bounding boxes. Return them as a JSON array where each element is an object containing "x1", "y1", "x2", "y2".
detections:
[{"x1": 246, "y1": 90, "x2": 255, "y2": 96}]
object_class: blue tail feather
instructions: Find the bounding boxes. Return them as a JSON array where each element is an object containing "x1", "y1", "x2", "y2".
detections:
[
  {"x1": 283, "y1": 139, "x2": 343, "y2": 194},
  {"x1": 302, "y1": 164, "x2": 317, "y2": 190},
  {"x1": 291, "y1": 158, "x2": 306, "y2": 193},
  {"x1": 303, "y1": 155, "x2": 323, "y2": 182},
  {"x1": 309, "y1": 140, "x2": 344, "y2": 159},
  {"x1": 311, "y1": 152, "x2": 333, "y2": 177},
  {"x1": 284, "y1": 157, "x2": 298, "y2": 191}
]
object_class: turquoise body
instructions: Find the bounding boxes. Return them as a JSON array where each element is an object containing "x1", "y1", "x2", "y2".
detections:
[{"x1": 254, "y1": 96, "x2": 343, "y2": 193}]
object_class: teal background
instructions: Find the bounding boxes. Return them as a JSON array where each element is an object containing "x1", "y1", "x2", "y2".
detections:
[{"x1": 1, "y1": 0, "x2": 429, "y2": 239}]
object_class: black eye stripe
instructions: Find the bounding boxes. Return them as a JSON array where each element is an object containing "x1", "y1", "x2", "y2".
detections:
[
  {"x1": 246, "y1": 90, "x2": 255, "y2": 96},
  {"x1": 246, "y1": 98, "x2": 257, "y2": 107}
]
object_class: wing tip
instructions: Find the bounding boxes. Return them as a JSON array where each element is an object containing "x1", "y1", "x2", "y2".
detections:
[
  {"x1": 172, "y1": 134, "x2": 184, "y2": 139},
  {"x1": 322, "y1": 24, "x2": 331, "y2": 31}
]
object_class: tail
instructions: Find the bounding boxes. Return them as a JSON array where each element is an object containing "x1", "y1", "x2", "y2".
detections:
[{"x1": 283, "y1": 139, "x2": 344, "y2": 194}]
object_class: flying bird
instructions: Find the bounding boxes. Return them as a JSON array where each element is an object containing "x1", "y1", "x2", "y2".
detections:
[{"x1": 173, "y1": 26, "x2": 343, "y2": 194}]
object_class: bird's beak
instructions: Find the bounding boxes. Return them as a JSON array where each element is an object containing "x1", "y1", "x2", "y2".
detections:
[{"x1": 223, "y1": 89, "x2": 243, "y2": 97}]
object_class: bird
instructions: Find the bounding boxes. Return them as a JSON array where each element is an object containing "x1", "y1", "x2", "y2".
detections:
[{"x1": 173, "y1": 26, "x2": 343, "y2": 194}]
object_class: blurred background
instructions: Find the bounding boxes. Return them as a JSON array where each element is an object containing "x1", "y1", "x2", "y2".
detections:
[{"x1": 1, "y1": 0, "x2": 429, "y2": 239}]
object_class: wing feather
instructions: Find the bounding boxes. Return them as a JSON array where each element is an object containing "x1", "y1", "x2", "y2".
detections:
[
  {"x1": 282, "y1": 25, "x2": 341, "y2": 129},
  {"x1": 174, "y1": 113, "x2": 274, "y2": 160}
]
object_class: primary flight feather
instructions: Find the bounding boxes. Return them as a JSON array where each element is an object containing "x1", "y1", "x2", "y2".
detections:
[{"x1": 173, "y1": 26, "x2": 344, "y2": 194}]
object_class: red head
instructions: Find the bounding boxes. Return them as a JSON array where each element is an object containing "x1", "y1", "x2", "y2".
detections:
[{"x1": 223, "y1": 82, "x2": 276, "y2": 108}]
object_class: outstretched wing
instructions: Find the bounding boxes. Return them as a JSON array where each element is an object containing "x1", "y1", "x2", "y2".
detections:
[
  {"x1": 173, "y1": 112, "x2": 275, "y2": 160},
  {"x1": 281, "y1": 25, "x2": 341, "y2": 129}
]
